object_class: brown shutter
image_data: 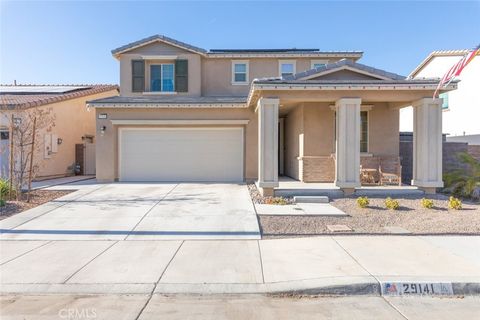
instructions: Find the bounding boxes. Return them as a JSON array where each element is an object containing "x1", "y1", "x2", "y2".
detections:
[
  {"x1": 175, "y1": 60, "x2": 188, "y2": 92},
  {"x1": 131, "y1": 60, "x2": 145, "y2": 92}
]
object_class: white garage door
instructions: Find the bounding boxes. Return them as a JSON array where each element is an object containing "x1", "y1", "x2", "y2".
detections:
[{"x1": 119, "y1": 128, "x2": 244, "y2": 182}]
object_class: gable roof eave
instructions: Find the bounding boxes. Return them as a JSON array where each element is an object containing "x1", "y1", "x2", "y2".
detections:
[
  {"x1": 111, "y1": 34, "x2": 208, "y2": 58},
  {"x1": 408, "y1": 50, "x2": 471, "y2": 78},
  {"x1": 300, "y1": 65, "x2": 393, "y2": 81},
  {"x1": 246, "y1": 79, "x2": 458, "y2": 108},
  {"x1": 285, "y1": 59, "x2": 406, "y2": 81}
]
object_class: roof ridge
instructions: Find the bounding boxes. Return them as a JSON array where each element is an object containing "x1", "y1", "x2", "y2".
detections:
[
  {"x1": 1, "y1": 85, "x2": 119, "y2": 109},
  {"x1": 111, "y1": 34, "x2": 207, "y2": 56},
  {"x1": 283, "y1": 59, "x2": 405, "y2": 81},
  {"x1": 111, "y1": 34, "x2": 363, "y2": 58},
  {"x1": 0, "y1": 84, "x2": 117, "y2": 87}
]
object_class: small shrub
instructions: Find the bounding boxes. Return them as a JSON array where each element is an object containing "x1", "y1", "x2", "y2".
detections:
[
  {"x1": 265, "y1": 197, "x2": 289, "y2": 205},
  {"x1": 448, "y1": 196, "x2": 462, "y2": 210},
  {"x1": 0, "y1": 179, "x2": 15, "y2": 200},
  {"x1": 356, "y1": 196, "x2": 370, "y2": 208},
  {"x1": 421, "y1": 198, "x2": 434, "y2": 209},
  {"x1": 0, "y1": 199, "x2": 5, "y2": 207},
  {"x1": 385, "y1": 197, "x2": 399, "y2": 210}
]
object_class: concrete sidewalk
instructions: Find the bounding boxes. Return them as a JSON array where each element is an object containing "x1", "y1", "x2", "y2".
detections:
[
  {"x1": 1, "y1": 235, "x2": 479, "y2": 295},
  {"x1": 2, "y1": 295, "x2": 479, "y2": 320}
]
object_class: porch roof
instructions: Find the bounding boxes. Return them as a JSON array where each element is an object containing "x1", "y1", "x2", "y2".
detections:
[
  {"x1": 87, "y1": 95, "x2": 248, "y2": 108},
  {"x1": 247, "y1": 79, "x2": 458, "y2": 107},
  {"x1": 283, "y1": 59, "x2": 406, "y2": 81}
]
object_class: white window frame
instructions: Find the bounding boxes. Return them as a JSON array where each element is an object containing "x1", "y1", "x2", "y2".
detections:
[
  {"x1": 311, "y1": 59, "x2": 329, "y2": 69},
  {"x1": 359, "y1": 110, "x2": 370, "y2": 154},
  {"x1": 331, "y1": 105, "x2": 372, "y2": 155},
  {"x1": 231, "y1": 60, "x2": 249, "y2": 85},
  {"x1": 149, "y1": 63, "x2": 175, "y2": 93},
  {"x1": 278, "y1": 60, "x2": 296, "y2": 77}
]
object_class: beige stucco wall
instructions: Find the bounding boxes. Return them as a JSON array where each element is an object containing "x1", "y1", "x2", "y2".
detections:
[
  {"x1": 284, "y1": 105, "x2": 303, "y2": 180},
  {"x1": 2, "y1": 89, "x2": 118, "y2": 179},
  {"x1": 119, "y1": 42, "x2": 202, "y2": 97},
  {"x1": 95, "y1": 107, "x2": 258, "y2": 182},
  {"x1": 283, "y1": 102, "x2": 399, "y2": 181},
  {"x1": 202, "y1": 58, "x2": 342, "y2": 97},
  {"x1": 117, "y1": 41, "x2": 347, "y2": 97},
  {"x1": 368, "y1": 103, "x2": 399, "y2": 156}
]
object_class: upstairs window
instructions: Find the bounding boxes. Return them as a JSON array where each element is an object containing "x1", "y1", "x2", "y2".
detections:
[
  {"x1": 311, "y1": 60, "x2": 328, "y2": 69},
  {"x1": 232, "y1": 61, "x2": 249, "y2": 84},
  {"x1": 279, "y1": 60, "x2": 296, "y2": 78},
  {"x1": 150, "y1": 64, "x2": 175, "y2": 92}
]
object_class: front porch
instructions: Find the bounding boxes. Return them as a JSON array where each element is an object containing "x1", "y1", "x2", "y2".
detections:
[
  {"x1": 275, "y1": 176, "x2": 424, "y2": 198},
  {"x1": 248, "y1": 61, "x2": 456, "y2": 198}
]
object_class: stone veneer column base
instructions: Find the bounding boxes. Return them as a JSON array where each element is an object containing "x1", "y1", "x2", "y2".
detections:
[
  {"x1": 258, "y1": 187, "x2": 275, "y2": 197},
  {"x1": 418, "y1": 186, "x2": 437, "y2": 194},
  {"x1": 341, "y1": 188, "x2": 355, "y2": 196}
]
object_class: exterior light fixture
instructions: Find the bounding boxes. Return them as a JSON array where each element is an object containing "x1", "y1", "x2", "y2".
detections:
[
  {"x1": 57, "y1": 138, "x2": 63, "y2": 145},
  {"x1": 13, "y1": 117, "x2": 22, "y2": 126},
  {"x1": 100, "y1": 126, "x2": 106, "y2": 136}
]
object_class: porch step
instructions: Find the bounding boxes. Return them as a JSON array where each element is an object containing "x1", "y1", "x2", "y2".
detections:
[
  {"x1": 293, "y1": 196, "x2": 329, "y2": 203},
  {"x1": 276, "y1": 189, "x2": 344, "y2": 198}
]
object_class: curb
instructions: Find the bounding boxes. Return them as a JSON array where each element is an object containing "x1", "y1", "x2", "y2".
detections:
[{"x1": 1, "y1": 281, "x2": 478, "y2": 296}]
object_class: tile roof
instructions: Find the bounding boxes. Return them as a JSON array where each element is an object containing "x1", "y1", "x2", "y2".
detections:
[
  {"x1": 111, "y1": 34, "x2": 363, "y2": 58},
  {"x1": 281, "y1": 59, "x2": 406, "y2": 81},
  {"x1": 111, "y1": 34, "x2": 208, "y2": 56},
  {"x1": 1, "y1": 84, "x2": 119, "y2": 110},
  {"x1": 209, "y1": 48, "x2": 321, "y2": 53},
  {"x1": 252, "y1": 79, "x2": 449, "y2": 85},
  {"x1": 88, "y1": 95, "x2": 247, "y2": 106}
]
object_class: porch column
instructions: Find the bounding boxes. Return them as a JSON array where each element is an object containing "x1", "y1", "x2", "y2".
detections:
[
  {"x1": 335, "y1": 98, "x2": 361, "y2": 194},
  {"x1": 412, "y1": 98, "x2": 443, "y2": 194},
  {"x1": 256, "y1": 97, "x2": 279, "y2": 197}
]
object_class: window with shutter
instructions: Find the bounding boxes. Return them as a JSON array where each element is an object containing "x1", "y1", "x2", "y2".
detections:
[
  {"x1": 131, "y1": 60, "x2": 145, "y2": 92},
  {"x1": 175, "y1": 60, "x2": 188, "y2": 92}
]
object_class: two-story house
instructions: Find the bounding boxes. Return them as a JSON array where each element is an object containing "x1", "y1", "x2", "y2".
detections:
[
  {"x1": 402, "y1": 50, "x2": 480, "y2": 144},
  {"x1": 88, "y1": 35, "x2": 456, "y2": 196}
]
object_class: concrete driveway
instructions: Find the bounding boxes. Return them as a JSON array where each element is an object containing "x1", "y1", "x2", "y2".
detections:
[{"x1": 0, "y1": 182, "x2": 260, "y2": 240}]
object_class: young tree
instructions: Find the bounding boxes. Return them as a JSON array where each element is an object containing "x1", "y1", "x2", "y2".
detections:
[{"x1": 9, "y1": 106, "x2": 56, "y2": 200}]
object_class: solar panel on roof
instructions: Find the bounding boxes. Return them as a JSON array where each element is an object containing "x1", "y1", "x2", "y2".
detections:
[{"x1": 0, "y1": 86, "x2": 90, "y2": 94}]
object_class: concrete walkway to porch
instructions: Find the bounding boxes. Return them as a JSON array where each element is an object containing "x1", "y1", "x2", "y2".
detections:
[
  {"x1": 275, "y1": 176, "x2": 424, "y2": 198},
  {"x1": 0, "y1": 235, "x2": 478, "y2": 295}
]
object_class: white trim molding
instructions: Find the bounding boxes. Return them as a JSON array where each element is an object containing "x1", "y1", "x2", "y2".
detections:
[
  {"x1": 91, "y1": 103, "x2": 248, "y2": 109},
  {"x1": 141, "y1": 55, "x2": 178, "y2": 60},
  {"x1": 110, "y1": 119, "x2": 250, "y2": 126},
  {"x1": 231, "y1": 60, "x2": 249, "y2": 85},
  {"x1": 311, "y1": 59, "x2": 329, "y2": 69},
  {"x1": 278, "y1": 60, "x2": 296, "y2": 77}
]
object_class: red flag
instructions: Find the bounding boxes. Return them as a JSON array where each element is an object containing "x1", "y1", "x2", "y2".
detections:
[{"x1": 433, "y1": 45, "x2": 480, "y2": 98}]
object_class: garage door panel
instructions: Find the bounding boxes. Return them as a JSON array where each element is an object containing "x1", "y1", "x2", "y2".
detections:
[{"x1": 119, "y1": 128, "x2": 243, "y2": 182}]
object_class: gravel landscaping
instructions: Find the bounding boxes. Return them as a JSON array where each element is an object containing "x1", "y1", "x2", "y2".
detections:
[
  {"x1": 247, "y1": 183, "x2": 295, "y2": 204},
  {"x1": 258, "y1": 194, "x2": 480, "y2": 237},
  {"x1": 0, "y1": 190, "x2": 72, "y2": 220}
]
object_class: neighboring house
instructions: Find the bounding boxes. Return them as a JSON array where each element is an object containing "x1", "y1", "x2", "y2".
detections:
[
  {"x1": 88, "y1": 35, "x2": 456, "y2": 195},
  {"x1": 400, "y1": 50, "x2": 480, "y2": 143},
  {"x1": 1, "y1": 85, "x2": 118, "y2": 180}
]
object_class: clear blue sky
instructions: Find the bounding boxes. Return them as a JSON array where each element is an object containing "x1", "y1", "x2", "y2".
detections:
[{"x1": 1, "y1": 1, "x2": 479, "y2": 84}]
